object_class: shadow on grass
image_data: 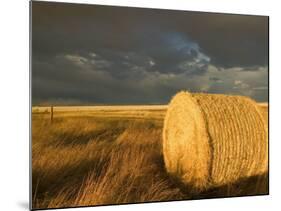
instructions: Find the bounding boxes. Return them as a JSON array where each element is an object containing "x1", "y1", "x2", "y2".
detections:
[
  {"x1": 197, "y1": 172, "x2": 269, "y2": 198},
  {"x1": 32, "y1": 154, "x2": 112, "y2": 206},
  {"x1": 166, "y1": 172, "x2": 268, "y2": 200}
]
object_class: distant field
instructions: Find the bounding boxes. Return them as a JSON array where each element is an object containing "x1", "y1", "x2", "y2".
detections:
[
  {"x1": 32, "y1": 103, "x2": 268, "y2": 209},
  {"x1": 32, "y1": 105, "x2": 168, "y2": 112},
  {"x1": 32, "y1": 103, "x2": 267, "y2": 120},
  {"x1": 32, "y1": 105, "x2": 168, "y2": 120}
]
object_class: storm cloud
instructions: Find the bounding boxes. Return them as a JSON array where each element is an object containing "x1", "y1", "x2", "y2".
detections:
[{"x1": 32, "y1": 1, "x2": 268, "y2": 105}]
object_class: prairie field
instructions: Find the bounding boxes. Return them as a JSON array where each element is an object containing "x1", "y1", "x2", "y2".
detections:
[{"x1": 32, "y1": 104, "x2": 268, "y2": 209}]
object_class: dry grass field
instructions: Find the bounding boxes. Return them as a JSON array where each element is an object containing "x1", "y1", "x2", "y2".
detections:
[{"x1": 32, "y1": 103, "x2": 268, "y2": 209}]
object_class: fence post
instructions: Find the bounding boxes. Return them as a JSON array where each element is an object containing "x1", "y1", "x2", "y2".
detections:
[{"x1": 50, "y1": 106, "x2": 54, "y2": 123}]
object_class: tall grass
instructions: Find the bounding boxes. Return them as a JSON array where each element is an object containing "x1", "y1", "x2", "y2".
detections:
[
  {"x1": 32, "y1": 106, "x2": 268, "y2": 209},
  {"x1": 32, "y1": 115, "x2": 184, "y2": 209}
]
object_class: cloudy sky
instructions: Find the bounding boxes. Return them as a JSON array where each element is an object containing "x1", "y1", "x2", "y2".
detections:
[{"x1": 32, "y1": 1, "x2": 268, "y2": 105}]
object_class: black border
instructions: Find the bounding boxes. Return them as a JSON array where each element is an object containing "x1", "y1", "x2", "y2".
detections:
[{"x1": 29, "y1": 1, "x2": 270, "y2": 210}]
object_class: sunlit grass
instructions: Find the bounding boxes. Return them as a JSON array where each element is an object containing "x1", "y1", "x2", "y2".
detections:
[{"x1": 32, "y1": 105, "x2": 268, "y2": 209}]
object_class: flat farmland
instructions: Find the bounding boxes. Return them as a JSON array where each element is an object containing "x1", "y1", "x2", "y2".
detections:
[{"x1": 31, "y1": 103, "x2": 268, "y2": 209}]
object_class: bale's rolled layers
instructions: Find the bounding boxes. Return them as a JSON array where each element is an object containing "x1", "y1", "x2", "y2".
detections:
[{"x1": 163, "y1": 91, "x2": 268, "y2": 191}]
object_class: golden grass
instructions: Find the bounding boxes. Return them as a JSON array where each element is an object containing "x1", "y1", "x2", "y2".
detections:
[
  {"x1": 32, "y1": 113, "x2": 184, "y2": 209},
  {"x1": 163, "y1": 91, "x2": 268, "y2": 191},
  {"x1": 32, "y1": 102, "x2": 268, "y2": 209},
  {"x1": 32, "y1": 105, "x2": 167, "y2": 120}
]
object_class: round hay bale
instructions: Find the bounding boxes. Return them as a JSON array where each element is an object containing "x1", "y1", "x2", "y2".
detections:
[
  {"x1": 258, "y1": 104, "x2": 268, "y2": 128},
  {"x1": 163, "y1": 91, "x2": 268, "y2": 191}
]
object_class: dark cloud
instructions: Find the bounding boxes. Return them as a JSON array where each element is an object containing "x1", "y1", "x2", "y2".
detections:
[
  {"x1": 209, "y1": 77, "x2": 222, "y2": 82},
  {"x1": 32, "y1": 2, "x2": 268, "y2": 67},
  {"x1": 32, "y1": 1, "x2": 268, "y2": 104}
]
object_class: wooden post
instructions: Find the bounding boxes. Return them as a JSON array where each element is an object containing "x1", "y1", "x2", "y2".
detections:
[{"x1": 50, "y1": 106, "x2": 54, "y2": 123}]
